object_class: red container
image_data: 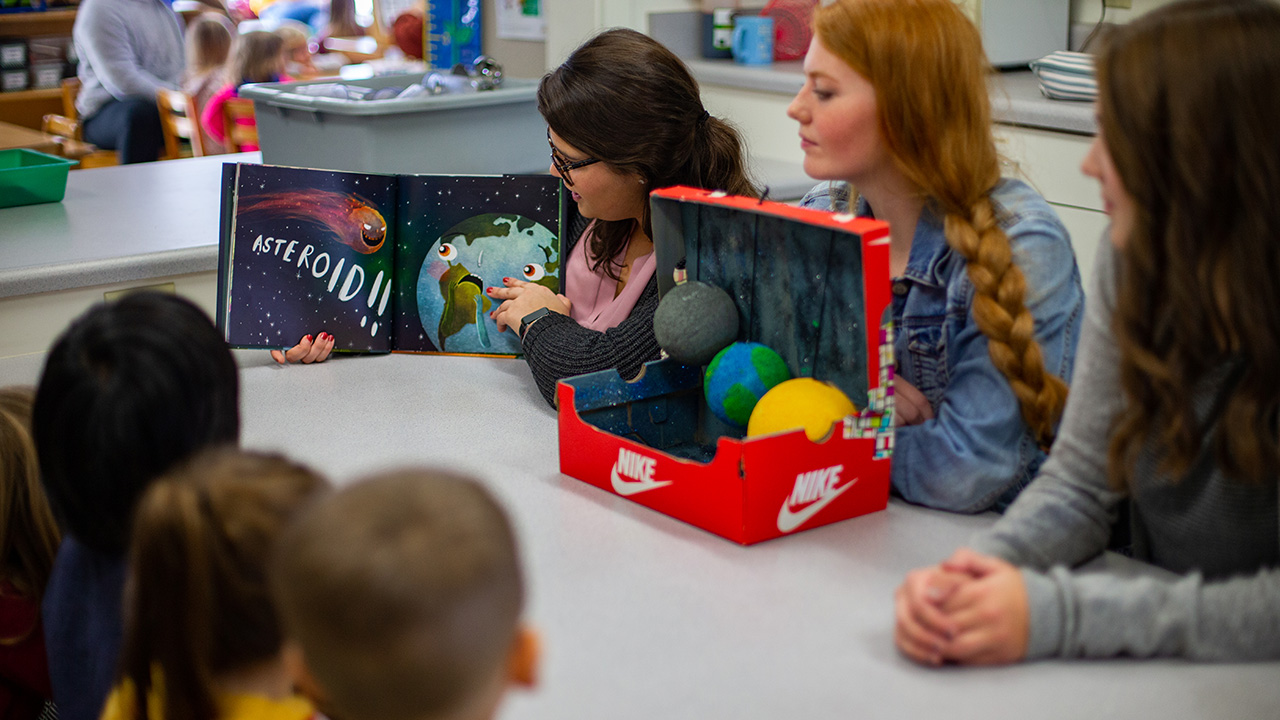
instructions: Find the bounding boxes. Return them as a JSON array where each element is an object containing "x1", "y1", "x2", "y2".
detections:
[{"x1": 557, "y1": 186, "x2": 894, "y2": 544}]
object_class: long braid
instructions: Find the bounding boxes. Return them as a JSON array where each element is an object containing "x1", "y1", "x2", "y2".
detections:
[{"x1": 945, "y1": 199, "x2": 1069, "y2": 446}]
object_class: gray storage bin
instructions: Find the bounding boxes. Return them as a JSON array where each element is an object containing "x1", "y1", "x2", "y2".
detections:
[{"x1": 239, "y1": 74, "x2": 549, "y2": 176}]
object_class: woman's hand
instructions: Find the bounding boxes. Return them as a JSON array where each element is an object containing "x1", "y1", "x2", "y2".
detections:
[
  {"x1": 270, "y1": 333, "x2": 335, "y2": 365},
  {"x1": 893, "y1": 376, "x2": 935, "y2": 426},
  {"x1": 894, "y1": 564, "x2": 967, "y2": 666},
  {"x1": 488, "y1": 278, "x2": 572, "y2": 335},
  {"x1": 935, "y1": 549, "x2": 1031, "y2": 665}
]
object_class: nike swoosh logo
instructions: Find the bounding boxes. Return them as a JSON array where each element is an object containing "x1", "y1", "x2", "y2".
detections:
[
  {"x1": 610, "y1": 463, "x2": 673, "y2": 496},
  {"x1": 776, "y1": 477, "x2": 858, "y2": 533}
]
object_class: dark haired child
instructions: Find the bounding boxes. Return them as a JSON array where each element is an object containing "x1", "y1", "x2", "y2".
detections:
[
  {"x1": 101, "y1": 449, "x2": 328, "y2": 720},
  {"x1": 35, "y1": 292, "x2": 240, "y2": 720},
  {"x1": 0, "y1": 387, "x2": 60, "y2": 720},
  {"x1": 270, "y1": 469, "x2": 538, "y2": 720}
]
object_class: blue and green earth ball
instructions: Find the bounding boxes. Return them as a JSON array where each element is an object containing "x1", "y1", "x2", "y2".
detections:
[{"x1": 703, "y1": 342, "x2": 792, "y2": 428}]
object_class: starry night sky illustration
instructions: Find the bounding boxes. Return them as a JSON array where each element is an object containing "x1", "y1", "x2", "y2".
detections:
[
  {"x1": 225, "y1": 164, "x2": 399, "y2": 352},
  {"x1": 223, "y1": 165, "x2": 563, "y2": 354}
]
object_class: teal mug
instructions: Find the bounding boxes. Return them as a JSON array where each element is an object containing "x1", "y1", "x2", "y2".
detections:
[{"x1": 732, "y1": 15, "x2": 774, "y2": 65}]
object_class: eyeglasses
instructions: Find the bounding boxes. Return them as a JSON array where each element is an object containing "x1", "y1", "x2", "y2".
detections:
[{"x1": 547, "y1": 129, "x2": 600, "y2": 187}]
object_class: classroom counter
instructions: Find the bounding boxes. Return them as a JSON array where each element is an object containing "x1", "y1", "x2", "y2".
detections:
[
  {"x1": 0, "y1": 348, "x2": 1274, "y2": 719},
  {"x1": 682, "y1": 60, "x2": 1096, "y2": 136},
  {"x1": 0, "y1": 152, "x2": 259, "y2": 300}
]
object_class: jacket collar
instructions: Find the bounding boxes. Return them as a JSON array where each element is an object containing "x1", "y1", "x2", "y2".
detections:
[{"x1": 857, "y1": 195, "x2": 951, "y2": 287}]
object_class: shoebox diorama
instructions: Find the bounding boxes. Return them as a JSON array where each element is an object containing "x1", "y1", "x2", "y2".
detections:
[{"x1": 557, "y1": 186, "x2": 895, "y2": 545}]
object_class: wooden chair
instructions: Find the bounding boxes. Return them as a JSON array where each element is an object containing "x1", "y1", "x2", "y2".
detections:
[
  {"x1": 61, "y1": 77, "x2": 79, "y2": 119},
  {"x1": 47, "y1": 78, "x2": 121, "y2": 168},
  {"x1": 156, "y1": 88, "x2": 206, "y2": 159},
  {"x1": 221, "y1": 97, "x2": 259, "y2": 152},
  {"x1": 41, "y1": 114, "x2": 120, "y2": 169}
]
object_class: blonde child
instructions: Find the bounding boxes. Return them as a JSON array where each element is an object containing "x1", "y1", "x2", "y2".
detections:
[
  {"x1": 0, "y1": 387, "x2": 59, "y2": 720},
  {"x1": 270, "y1": 469, "x2": 538, "y2": 720},
  {"x1": 274, "y1": 22, "x2": 318, "y2": 79},
  {"x1": 201, "y1": 31, "x2": 288, "y2": 152},
  {"x1": 100, "y1": 449, "x2": 329, "y2": 720},
  {"x1": 182, "y1": 13, "x2": 235, "y2": 154}
]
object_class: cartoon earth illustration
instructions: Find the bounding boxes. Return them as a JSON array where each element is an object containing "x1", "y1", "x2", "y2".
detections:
[{"x1": 416, "y1": 213, "x2": 559, "y2": 354}]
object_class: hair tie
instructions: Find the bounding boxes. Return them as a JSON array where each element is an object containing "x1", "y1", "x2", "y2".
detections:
[{"x1": 697, "y1": 110, "x2": 711, "y2": 126}]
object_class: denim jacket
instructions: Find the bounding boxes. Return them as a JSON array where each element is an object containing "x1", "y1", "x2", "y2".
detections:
[{"x1": 801, "y1": 179, "x2": 1084, "y2": 512}]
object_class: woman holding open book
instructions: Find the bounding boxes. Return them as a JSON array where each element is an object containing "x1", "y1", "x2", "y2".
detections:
[{"x1": 277, "y1": 29, "x2": 758, "y2": 409}]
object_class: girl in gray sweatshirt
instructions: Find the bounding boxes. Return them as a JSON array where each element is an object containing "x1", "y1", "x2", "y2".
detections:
[{"x1": 894, "y1": 0, "x2": 1280, "y2": 664}]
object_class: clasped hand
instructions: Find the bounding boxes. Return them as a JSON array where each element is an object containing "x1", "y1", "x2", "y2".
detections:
[
  {"x1": 487, "y1": 278, "x2": 572, "y2": 334},
  {"x1": 893, "y1": 548, "x2": 1030, "y2": 666}
]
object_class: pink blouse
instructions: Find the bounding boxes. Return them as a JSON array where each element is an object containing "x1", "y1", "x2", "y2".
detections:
[{"x1": 566, "y1": 221, "x2": 657, "y2": 332}]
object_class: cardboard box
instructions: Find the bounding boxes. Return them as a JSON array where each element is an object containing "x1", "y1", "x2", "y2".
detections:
[{"x1": 558, "y1": 186, "x2": 895, "y2": 545}]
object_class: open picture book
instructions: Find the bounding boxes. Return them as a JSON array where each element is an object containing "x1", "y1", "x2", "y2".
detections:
[{"x1": 216, "y1": 163, "x2": 565, "y2": 356}]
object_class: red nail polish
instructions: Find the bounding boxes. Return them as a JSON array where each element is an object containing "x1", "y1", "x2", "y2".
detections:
[
  {"x1": 305, "y1": 335, "x2": 312, "y2": 342},
  {"x1": 503, "y1": 277, "x2": 512, "y2": 282}
]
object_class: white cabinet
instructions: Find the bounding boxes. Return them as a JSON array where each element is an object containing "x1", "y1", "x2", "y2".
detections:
[{"x1": 995, "y1": 126, "x2": 1107, "y2": 286}]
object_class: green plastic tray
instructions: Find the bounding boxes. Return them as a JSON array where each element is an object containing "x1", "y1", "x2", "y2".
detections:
[{"x1": 0, "y1": 148, "x2": 76, "y2": 209}]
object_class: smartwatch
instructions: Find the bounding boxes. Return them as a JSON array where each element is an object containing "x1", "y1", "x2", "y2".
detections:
[{"x1": 519, "y1": 307, "x2": 552, "y2": 338}]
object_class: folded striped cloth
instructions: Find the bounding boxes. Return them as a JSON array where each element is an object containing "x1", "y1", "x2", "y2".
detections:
[{"x1": 1029, "y1": 50, "x2": 1097, "y2": 102}]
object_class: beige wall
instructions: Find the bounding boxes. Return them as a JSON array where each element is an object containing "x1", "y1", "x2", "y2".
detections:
[
  {"x1": 1071, "y1": 0, "x2": 1176, "y2": 24},
  {"x1": 482, "y1": 0, "x2": 549, "y2": 78}
]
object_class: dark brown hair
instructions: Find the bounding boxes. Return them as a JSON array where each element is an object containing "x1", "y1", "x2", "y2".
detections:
[
  {"x1": 119, "y1": 449, "x2": 328, "y2": 720},
  {"x1": 0, "y1": 387, "x2": 60, "y2": 615},
  {"x1": 270, "y1": 469, "x2": 523, "y2": 720},
  {"x1": 538, "y1": 28, "x2": 758, "y2": 279},
  {"x1": 1101, "y1": 0, "x2": 1280, "y2": 489},
  {"x1": 814, "y1": 0, "x2": 1069, "y2": 446}
]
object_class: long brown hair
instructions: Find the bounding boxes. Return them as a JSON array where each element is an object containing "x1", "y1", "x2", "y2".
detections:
[
  {"x1": 1101, "y1": 0, "x2": 1280, "y2": 490},
  {"x1": 119, "y1": 449, "x2": 328, "y2": 720},
  {"x1": 813, "y1": 0, "x2": 1069, "y2": 446},
  {"x1": 538, "y1": 28, "x2": 758, "y2": 279},
  {"x1": 0, "y1": 387, "x2": 60, "y2": 611}
]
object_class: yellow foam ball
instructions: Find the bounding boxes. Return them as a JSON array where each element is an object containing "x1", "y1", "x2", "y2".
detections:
[{"x1": 746, "y1": 378, "x2": 857, "y2": 442}]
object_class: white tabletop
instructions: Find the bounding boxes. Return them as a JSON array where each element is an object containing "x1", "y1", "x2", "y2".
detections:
[{"x1": 0, "y1": 350, "x2": 1276, "y2": 719}]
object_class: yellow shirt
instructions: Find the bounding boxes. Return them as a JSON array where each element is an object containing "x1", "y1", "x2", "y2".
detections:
[{"x1": 99, "y1": 676, "x2": 315, "y2": 720}]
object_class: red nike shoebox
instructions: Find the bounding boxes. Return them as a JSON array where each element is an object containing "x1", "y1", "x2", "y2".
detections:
[{"x1": 557, "y1": 187, "x2": 894, "y2": 545}]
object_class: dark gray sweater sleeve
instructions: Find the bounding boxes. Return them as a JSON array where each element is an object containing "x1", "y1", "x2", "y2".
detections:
[
  {"x1": 969, "y1": 241, "x2": 1280, "y2": 661},
  {"x1": 520, "y1": 277, "x2": 662, "y2": 407}
]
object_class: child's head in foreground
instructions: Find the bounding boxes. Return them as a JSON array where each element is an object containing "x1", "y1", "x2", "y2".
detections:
[
  {"x1": 271, "y1": 469, "x2": 537, "y2": 720},
  {"x1": 33, "y1": 292, "x2": 240, "y2": 554},
  {"x1": 114, "y1": 448, "x2": 329, "y2": 720}
]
